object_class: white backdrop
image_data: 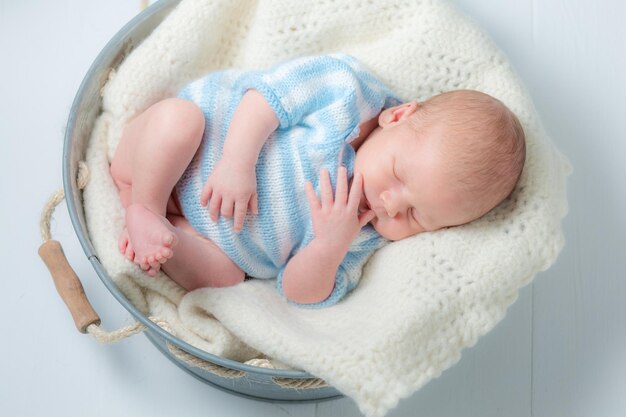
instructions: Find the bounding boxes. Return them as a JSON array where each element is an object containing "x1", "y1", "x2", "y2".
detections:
[{"x1": 1, "y1": 1, "x2": 624, "y2": 416}]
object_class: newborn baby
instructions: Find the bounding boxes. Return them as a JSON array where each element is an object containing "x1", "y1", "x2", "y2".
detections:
[{"x1": 110, "y1": 54, "x2": 525, "y2": 307}]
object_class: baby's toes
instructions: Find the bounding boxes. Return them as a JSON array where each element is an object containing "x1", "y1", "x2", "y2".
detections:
[
  {"x1": 155, "y1": 253, "x2": 169, "y2": 264},
  {"x1": 118, "y1": 229, "x2": 129, "y2": 254},
  {"x1": 160, "y1": 247, "x2": 173, "y2": 260},
  {"x1": 162, "y1": 232, "x2": 177, "y2": 248},
  {"x1": 124, "y1": 243, "x2": 135, "y2": 261},
  {"x1": 137, "y1": 256, "x2": 150, "y2": 271},
  {"x1": 147, "y1": 256, "x2": 161, "y2": 273}
]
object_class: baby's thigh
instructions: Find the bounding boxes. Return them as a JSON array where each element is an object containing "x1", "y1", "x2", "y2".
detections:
[
  {"x1": 110, "y1": 98, "x2": 203, "y2": 185},
  {"x1": 109, "y1": 105, "x2": 154, "y2": 186}
]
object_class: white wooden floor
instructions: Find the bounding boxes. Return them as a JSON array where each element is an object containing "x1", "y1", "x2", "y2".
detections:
[{"x1": 1, "y1": 1, "x2": 624, "y2": 416}]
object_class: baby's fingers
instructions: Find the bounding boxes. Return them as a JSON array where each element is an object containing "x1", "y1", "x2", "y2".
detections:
[
  {"x1": 347, "y1": 172, "x2": 364, "y2": 210},
  {"x1": 305, "y1": 181, "x2": 321, "y2": 211},
  {"x1": 200, "y1": 183, "x2": 213, "y2": 206},
  {"x1": 319, "y1": 168, "x2": 333, "y2": 207},
  {"x1": 358, "y1": 209, "x2": 376, "y2": 227},
  {"x1": 208, "y1": 193, "x2": 222, "y2": 222},
  {"x1": 233, "y1": 199, "x2": 248, "y2": 233},
  {"x1": 220, "y1": 197, "x2": 235, "y2": 218},
  {"x1": 248, "y1": 193, "x2": 259, "y2": 215},
  {"x1": 335, "y1": 166, "x2": 348, "y2": 205}
]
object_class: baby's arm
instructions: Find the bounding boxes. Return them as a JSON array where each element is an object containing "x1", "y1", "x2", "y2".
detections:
[
  {"x1": 282, "y1": 237, "x2": 347, "y2": 304},
  {"x1": 201, "y1": 90, "x2": 279, "y2": 232},
  {"x1": 282, "y1": 167, "x2": 375, "y2": 305},
  {"x1": 222, "y1": 89, "x2": 280, "y2": 167}
]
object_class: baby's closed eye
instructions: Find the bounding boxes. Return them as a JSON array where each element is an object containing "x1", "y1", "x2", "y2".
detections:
[
  {"x1": 392, "y1": 157, "x2": 399, "y2": 181},
  {"x1": 409, "y1": 207, "x2": 420, "y2": 223}
]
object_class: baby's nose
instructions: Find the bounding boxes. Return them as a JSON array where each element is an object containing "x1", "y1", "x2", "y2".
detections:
[{"x1": 380, "y1": 190, "x2": 399, "y2": 217}]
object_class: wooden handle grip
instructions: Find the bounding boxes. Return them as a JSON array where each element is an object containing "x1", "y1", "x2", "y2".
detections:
[{"x1": 39, "y1": 240, "x2": 101, "y2": 333}]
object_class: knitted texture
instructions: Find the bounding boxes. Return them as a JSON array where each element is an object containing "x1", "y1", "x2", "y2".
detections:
[
  {"x1": 83, "y1": 0, "x2": 571, "y2": 416},
  {"x1": 175, "y1": 54, "x2": 399, "y2": 308}
]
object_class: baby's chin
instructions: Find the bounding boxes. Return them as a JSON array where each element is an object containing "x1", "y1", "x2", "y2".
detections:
[
  {"x1": 368, "y1": 217, "x2": 387, "y2": 237},
  {"x1": 370, "y1": 218, "x2": 421, "y2": 241},
  {"x1": 370, "y1": 218, "x2": 395, "y2": 239}
]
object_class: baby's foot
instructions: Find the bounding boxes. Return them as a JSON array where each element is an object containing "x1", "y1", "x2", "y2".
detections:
[
  {"x1": 118, "y1": 227, "x2": 135, "y2": 261},
  {"x1": 125, "y1": 204, "x2": 178, "y2": 277}
]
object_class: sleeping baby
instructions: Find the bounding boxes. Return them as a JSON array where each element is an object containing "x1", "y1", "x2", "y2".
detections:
[{"x1": 109, "y1": 54, "x2": 526, "y2": 308}]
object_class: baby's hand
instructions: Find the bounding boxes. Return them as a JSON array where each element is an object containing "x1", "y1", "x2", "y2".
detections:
[
  {"x1": 305, "y1": 167, "x2": 375, "y2": 253},
  {"x1": 201, "y1": 156, "x2": 258, "y2": 233}
]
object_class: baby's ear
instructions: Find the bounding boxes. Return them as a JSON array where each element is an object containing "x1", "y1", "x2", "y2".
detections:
[{"x1": 378, "y1": 102, "x2": 419, "y2": 127}]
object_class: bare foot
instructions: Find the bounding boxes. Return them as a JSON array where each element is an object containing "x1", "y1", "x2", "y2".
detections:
[
  {"x1": 125, "y1": 204, "x2": 178, "y2": 276},
  {"x1": 118, "y1": 227, "x2": 135, "y2": 261}
]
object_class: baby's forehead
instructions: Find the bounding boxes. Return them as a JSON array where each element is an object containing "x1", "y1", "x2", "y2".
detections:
[{"x1": 394, "y1": 138, "x2": 476, "y2": 187}]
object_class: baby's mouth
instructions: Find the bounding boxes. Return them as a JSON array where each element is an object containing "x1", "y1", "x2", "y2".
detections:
[
  {"x1": 359, "y1": 194, "x2": 373, "y2": 214},
  {"x1": 358, "y1": 179, "x2": 375, "y2": 217}
]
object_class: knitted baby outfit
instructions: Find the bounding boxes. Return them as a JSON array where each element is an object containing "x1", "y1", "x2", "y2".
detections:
[{"x1": 175, "y1": 54, "x2": 401, "y2": 307}]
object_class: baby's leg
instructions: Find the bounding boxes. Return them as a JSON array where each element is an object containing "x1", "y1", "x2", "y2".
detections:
[
  {"x1": 110, "y1": 98, "x2": 205, "y2": 275},
  {"x1": 163, "y1": 214, "x2": 245, "y2": 290}
]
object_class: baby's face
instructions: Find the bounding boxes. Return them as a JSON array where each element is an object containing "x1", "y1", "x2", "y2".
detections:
[{"x1": 354, "y1": 105, "x2": 481, "y2": 240}]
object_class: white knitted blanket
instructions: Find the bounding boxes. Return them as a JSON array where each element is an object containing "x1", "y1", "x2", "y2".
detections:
[{"x1": 83, "y1": 1, "x2": 571, "y2": 416}]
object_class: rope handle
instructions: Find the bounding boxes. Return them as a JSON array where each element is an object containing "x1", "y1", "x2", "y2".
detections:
[
  {"x1": 39, "y1": 161, "x2": 100, "y2": 333},
  {"x1": 38, "y1": 161, "x2": 155, "y2": 341},
  {"x1": 39, "y1": 239, "x2": 101, "y2": 333},
  {"x1": 38, "y1": 162, "x2": 166, "y2": 344}
]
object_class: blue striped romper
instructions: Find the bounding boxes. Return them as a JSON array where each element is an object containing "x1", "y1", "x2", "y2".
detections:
[{"x1": 175, "y1": 54, "x2": 401, "y2": 307}]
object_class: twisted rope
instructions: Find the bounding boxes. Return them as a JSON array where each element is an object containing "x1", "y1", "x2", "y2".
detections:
[
  {"x1": 166, "y1": 343, "x2": 246, "y2": 379},
  {"x1": 86, "y1": 316, "x2": 167, "y2": 343},
  {"x1": 40, "y1": 161, "x2": 90, "y2": 243},
  {"x1": 272, "y1": 377, "x2": 329, "y2": 390}
]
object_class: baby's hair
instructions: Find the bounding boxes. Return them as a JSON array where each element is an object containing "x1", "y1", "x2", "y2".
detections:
[{"x1": 412, "y1": 90, "x2": 526, "y2": 219}]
